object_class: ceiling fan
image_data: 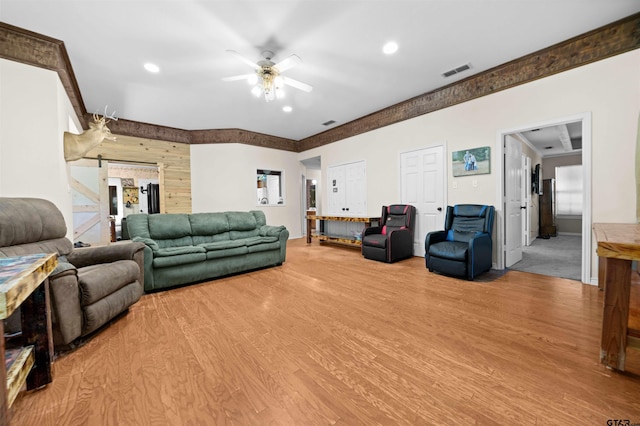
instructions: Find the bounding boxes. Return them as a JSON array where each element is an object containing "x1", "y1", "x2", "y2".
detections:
[{"x1": 222, "y1": 50, "x2": 313, "y2": 102}]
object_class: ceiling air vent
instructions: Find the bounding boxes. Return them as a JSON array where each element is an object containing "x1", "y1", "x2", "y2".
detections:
[
  {"x1": 442, "y1": 63, "x2": 471, "y2": 78},
  {"x1": 322, "y1": 120, "x2": 336, "y2": 126}
]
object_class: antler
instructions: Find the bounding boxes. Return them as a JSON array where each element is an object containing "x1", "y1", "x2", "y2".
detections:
[{"x1": 102, "y1": 105, "x2": 118, "y2": 123}]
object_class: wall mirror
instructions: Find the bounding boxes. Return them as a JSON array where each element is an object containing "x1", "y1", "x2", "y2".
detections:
[{"x1": 257, "y1": 169, "x2": 284, "y2": 205}]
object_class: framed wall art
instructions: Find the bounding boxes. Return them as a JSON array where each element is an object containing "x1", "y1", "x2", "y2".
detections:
[{"x1": 452, "y1": 146, "x2": 491, "y2": 177}]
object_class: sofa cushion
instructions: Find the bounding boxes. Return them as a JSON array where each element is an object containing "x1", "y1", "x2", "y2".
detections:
[
  {"x1": 156, "y1": 236, "x2": 194, "y2": 249},
  {"x1": 132, "y1": 237, "x2": 160, "y2": 252},
  {"x1": 189, "y1": 213, "x2": 229, "y2": 235},
  {"x1": 230, "y1": 229, "x2": 260, "y2": 240},
  {"x1": 0, "y1": 197, "x2": 67, "y2": 246},
  {"x1": 247, "y1": 241, "x2": 281, "y2": 253},
  {"x1": 0, "y1": 238, "x2": 73, "y2": 258},
  {"x1": 153, "y1": 252, "x2": 207, "y2": 268},
  {"x1": 82, "y1": 281, "x2": 142, "y2": 336},
  {"x1": 227, "y1": 212, "x2": 257, "y2": 231},
  {"x1": 198, "y1": 240, "x2": 246, "y2": 251},
  {"x1": 154, "y1": 246, "x2": 206, "y2": 257},
  {"x1": 206, "y1": 246, "x2": 249, "y2": 260},
  {"x1": 192, "y1": 232, "x2": 231, "y2": 245},
  {"x1": 252, "y1": 210, "x2": 267, "y2": 227},
  {"x1": 239, "y1": 236, "x2": 279, "y2": 246},
  {"x1": 260, "y1": 225, "x2": 285, "y2": 237},
  {"x1": 149, "y1": 214, "x2": 192, "y2": 239},
  {"x1": 77, "y1": 260, "x2": 140, "y2": 306}
]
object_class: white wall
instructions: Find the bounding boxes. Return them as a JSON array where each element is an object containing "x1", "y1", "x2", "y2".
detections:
[
  {"x1": 296, "y1": 50, "x2": 639, "y2": 280},
  {"x1": 190, "y1": 143, "x2": 302, "y2": 238},
  {"x1": 0, "y1": 59, "x2": 80, "y2": 240},
  {"x1": 4, "y1": 49, "x2": 638, "y2": 279}
]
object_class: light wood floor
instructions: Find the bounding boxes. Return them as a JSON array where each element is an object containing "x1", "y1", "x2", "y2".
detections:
[{"x1": 10, "y1": 239, "x2": 640, "y2": 425}]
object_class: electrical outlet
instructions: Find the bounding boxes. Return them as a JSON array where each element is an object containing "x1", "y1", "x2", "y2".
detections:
[
  {"x1": 472, "y1": 179, "x2": 478, "y2": 188},
  {"x1": 452, "y1": 181, "x2": 458, "y2": 189}
]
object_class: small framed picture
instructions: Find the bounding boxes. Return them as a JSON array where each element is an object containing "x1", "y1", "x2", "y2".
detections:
[{"x1": 452, "y1": 146, "x2": 491, "y2": 177}]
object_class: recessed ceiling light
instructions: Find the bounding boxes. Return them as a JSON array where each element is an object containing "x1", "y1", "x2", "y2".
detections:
[
  {"x1": 283, "y1": 106, "x2": 292, "y2": 113},
  {"x1": 144, "y1": 63, "x2": 160, "y2": 73},
  {"x1": 382, "y1": 41, "x2": 398, "y2": 55}
]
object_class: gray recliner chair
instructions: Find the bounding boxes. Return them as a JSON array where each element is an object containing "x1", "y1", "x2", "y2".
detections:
[{"x1": 0, "y1": 197, "x2": 145, "y2": 348}]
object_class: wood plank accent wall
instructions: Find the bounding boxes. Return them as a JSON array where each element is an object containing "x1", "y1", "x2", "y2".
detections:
[
  {"x1": 84, "y1": 135, "x2": 192, "y2": 214},
  {"x1": 1, "y1": 13, "x2": 639, "y2": 153}
]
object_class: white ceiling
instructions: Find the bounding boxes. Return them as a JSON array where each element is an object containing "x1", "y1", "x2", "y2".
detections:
[
  {"x1": 520, "y1": 122, "x2": 582, "y2": 158},
  {"x1": 2, "y1": 1, "x2": 639, "y2": 141}
]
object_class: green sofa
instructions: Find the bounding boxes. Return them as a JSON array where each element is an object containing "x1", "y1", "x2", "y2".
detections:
[{"x1": 126, "y1": 210, "x2": 288, "y2": 292}]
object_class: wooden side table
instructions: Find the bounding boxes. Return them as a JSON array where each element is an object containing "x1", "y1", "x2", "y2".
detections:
[
  {"x1": 592, "y1": 223, "x2": 640, "y2": 371},
  {"x1": 306, "y1": 215, "x2": 380, "y2": 247},
  {"x1": 0, "y1": 253, "x2": 57, "y2": 424}
]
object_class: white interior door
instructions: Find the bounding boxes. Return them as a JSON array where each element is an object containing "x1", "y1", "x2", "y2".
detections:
[
  {"x1": 400, "y1": 145, "x2": 445, "y2": 257},
  {"x1": 345, "y1": 161, "x2": 366, "y2": 215},
  {"x1": 327, "y1": 161, "x2": 366, "y2": 216},
  {"x1": 505, "y1": 135, "x2": 523, "y2": 266},
  {"x1": 327, "y1": 165, "x2": 346, "y2": 215}
]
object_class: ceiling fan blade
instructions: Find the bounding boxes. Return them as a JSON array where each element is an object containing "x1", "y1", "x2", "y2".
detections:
[
  {"x1": 274, "y1": 54, "x2": 302, "y2": 73},
  {"x1": 282, "y1": 76, "x2": 312, "y2": 93},
  {"x1": 222, "y1": 73, "x2": 255, "y2": 82},
  {"x1": 226, "y1": 50, "x2": 259, "y2": 69}
]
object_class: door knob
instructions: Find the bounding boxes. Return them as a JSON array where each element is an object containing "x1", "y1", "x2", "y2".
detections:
[
  {"x1": 520, "y1": 206, "x2": 526, "y2": 209},
  {"x1": 437, "y1": 207, "x2": 442, "y2": 211}
]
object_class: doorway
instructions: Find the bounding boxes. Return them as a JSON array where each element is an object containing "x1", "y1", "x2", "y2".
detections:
[
  {"x1": 301, "y1": 156, "x2": 321, "y2": 236},
  {"x1": 107, "y1": 162, "x2": 160, "y2": 240},
  {"x1": 498, "y1": 113, "x2": 591, "y2": 283}
]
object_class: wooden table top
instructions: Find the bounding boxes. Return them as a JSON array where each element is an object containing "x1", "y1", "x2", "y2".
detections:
[
  {"x1": 593, "y1": 223, "x2": 640, "y2": 261},
  {"x1": 305, "y1": 215, "x2": 379, "y2": 222},
  {"x1": 0, "y1": 253, "x2": 57, "y2": 319}
]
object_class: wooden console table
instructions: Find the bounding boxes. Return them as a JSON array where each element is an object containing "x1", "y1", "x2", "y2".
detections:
[
  {"x1": 0, "y1": 253, "x2": 57, "y2": 423},
  {"x1": 306, "y1": 215, "x2": 380, "y2": 247},
  {"x1": 593, "y1": 223, "x2": 640, "y2": 371}
]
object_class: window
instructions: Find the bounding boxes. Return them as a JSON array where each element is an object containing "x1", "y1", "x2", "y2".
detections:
[
  {"x1": 555, "y1": 165, "x2": 582, "y2": 216},
  {"x1": 257, "y1": 169, "x2": 284, "y2": 205}
]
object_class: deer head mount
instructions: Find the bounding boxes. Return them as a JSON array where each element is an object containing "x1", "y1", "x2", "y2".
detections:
[{"x1": 64, "y1": 107, "x2": 117, "y2": 162}]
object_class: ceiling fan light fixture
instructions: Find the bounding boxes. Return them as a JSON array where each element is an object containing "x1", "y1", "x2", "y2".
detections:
[
  {"x1": 224, "y1": 50, "x2": 312, "y2": 102},
  {"x1": 251, "y1": 86, "x2": 262, "y2": 97}
]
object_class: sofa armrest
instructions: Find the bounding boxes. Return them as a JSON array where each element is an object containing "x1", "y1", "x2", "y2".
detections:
[
  {"x1": 67, "y1": 242, "x2": 146, "y2": 293},
  {"x1": 48, "y1": 267, "x2": 83, "y2": 346},
  {"x1": 259, "y1": 225, "x2": 289, "y2": 263},
  {"x1": 259, "y1": 225, "x2": 287, "y2": 237},
  {"x1": 66, "y1": 242, "x2": 146, "y2": 268}
]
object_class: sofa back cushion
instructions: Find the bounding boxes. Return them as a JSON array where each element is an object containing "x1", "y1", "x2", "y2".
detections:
[
  {"x1": 0, "y1": 239, "x2": 73, "y2": 258},
  {"x1": 0, "y1": 197, "x2": 72, "y2": 257},
  {"x1": 125, "y1": 214, "x2": 151, "y2": 239},
  {"x1": 190, "y1": 213, "x2": 231, "y2": 245},
  {"x1": 252, "y1": 210, "x2": 267, "y2": 228},
  {"x1": 148, "y1": 214, "x2": 191, "y2": 239},
  {"x1": 227, "y1": 212, "x2": 260, "y2": 240}
]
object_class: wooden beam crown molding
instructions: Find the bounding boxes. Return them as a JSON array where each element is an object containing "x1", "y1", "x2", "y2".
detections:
[{"x1": 2, "y1": 13, "x2": 639, "y2": 153}]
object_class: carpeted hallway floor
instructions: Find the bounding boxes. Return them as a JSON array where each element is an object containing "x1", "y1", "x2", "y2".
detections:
[{"x1": 509, "y1": 234, "x2": 582, "y2": 281}]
